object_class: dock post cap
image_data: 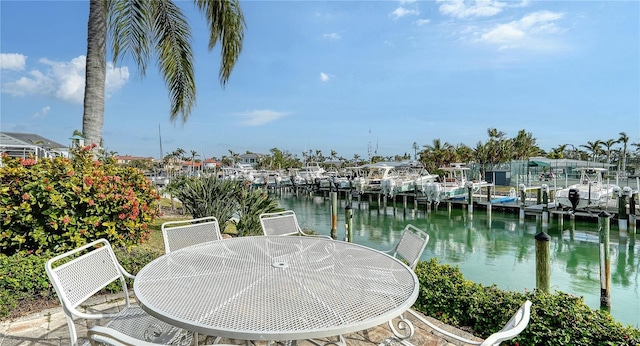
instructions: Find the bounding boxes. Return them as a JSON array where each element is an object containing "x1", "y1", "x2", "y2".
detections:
[
  {"x1": 535, "y1": 231, "x2": 550, "y2": 241},
  {"x1": 598, "y1": 211, "x2": 611, "y2": 218}
]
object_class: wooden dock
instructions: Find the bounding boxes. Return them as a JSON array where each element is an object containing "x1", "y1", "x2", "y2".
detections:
[{"x1": 268, "y1": 183, "x2": 638, "y2": 224}]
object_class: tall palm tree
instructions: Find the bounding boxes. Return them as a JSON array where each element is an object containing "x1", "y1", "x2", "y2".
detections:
[
  {"x1": 580, "y1": 140, "x2": 602, "y2": 162},
  {"x1": 547, "y1": 144, "x2": 567, "y2": 159},
  {"x1": 601, "y1": 139, "x2": 618, "y2": 165},
  {"x1": 619, "y1": 132, "x2": 629, "y2": 174},
  {"x1": 190, "y1": 150, "x2": 198, "y2": 175},
  {"x1": 82, "y1": 0, "x2": 245, "y2": 148},
  {"x1": 511, "y1": 129, "x2": 541, "y2": 160}
]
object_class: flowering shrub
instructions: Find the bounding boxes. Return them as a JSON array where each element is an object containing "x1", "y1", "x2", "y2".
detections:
[{"x1": 0, "y1": 145, "x2": 159, "y2": 256}]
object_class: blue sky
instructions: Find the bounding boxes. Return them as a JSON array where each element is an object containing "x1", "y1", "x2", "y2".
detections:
[{"x1": 1, "y1": 0, "x2": 639, "y2": 161}]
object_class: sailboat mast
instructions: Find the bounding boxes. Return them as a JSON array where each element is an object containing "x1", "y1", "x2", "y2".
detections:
[{"x1": 158, "y1": 124, "x2": 164, "y2": 161}]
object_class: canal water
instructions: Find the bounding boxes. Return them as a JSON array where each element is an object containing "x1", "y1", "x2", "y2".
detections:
[{"x1": 276, "y1": 192, "x2": 640, "y2": 328}]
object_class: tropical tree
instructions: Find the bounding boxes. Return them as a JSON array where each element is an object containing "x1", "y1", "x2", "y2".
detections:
[
  {"x1": 82, "y1": 0, "x2": 245, "y2": 148},
  {"x1": 510, "y1": 129, "x2": 541, "y2": 160},
  {"x1": 580, "y1": 140, "x2": 602, "y2": 162},
  {"x1": 547, "y1": 144, "x2": 567, "y2": 159},
  {"x1": 189, "y1": 150, "x2": 198, "y2": 175},
  {"x1": 619, "y1": 132, "x2": 629, "y2": 174},
  {"x1": 601, "y1": 139, "x2": 618, "y2": 165},
  {"x1": 485, "y1": 128, "x2": 509, "y2": 166},
  {"x1": 419, "y1": 138, "x2": 455, "y2": 172},
  {"x1": 455, "y1": 144, "x2": 474, "y2": 164}
]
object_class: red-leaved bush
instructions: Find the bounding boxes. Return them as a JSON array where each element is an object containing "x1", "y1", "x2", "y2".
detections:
[{"x1": 0, "y1": 145, "x2": 159, "y2": 255}]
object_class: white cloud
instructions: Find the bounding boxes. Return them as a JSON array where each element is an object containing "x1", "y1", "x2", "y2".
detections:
[
  {"x1": 390, "y1": 7, "x2": 420, "y2": 20},
  {"x1": 322, "y1": 33, "x2": 341, "y2": 40},
  {"x1": 479, "y1": 10, "x2": 565, "y2": 49},
  {"x1": 1, "y1": 55, "x2": 129, "y2": 104},
  {"x1": 32, "y1": 106, "x2": 51, "y2": 118},
  {"x1": 0, "y1": 53, "x2": 27, "y2": 71},
  {"x1": 236, "y1": 110, "x2": 290, "y2": 126},
  {"x1": 414, "y1": 19, "x2": 431, "y2": 26},
  {"x1": 320, "y1": 72, "x2": 331, "y2": 82},
  {"x1": 437, "y1": 0, "x2": 529, "y2": 19}
]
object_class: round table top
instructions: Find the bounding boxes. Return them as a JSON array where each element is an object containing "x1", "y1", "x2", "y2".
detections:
[{"x1": 134, "y1": 236, "x2": 419, "y2": 341}]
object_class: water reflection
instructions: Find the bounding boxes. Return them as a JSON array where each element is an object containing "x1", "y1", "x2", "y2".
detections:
[{"x1": 277, "y1": 193, "x2": 640, "y2": 327}]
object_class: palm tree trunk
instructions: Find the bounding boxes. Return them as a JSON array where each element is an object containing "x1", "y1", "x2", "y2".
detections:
[{"x1": 82, "y1": 0, "x2": 107, "y2": 148}]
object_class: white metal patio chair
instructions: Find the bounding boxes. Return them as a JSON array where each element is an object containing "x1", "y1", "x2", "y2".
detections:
[
  {"x1": 88, "y1": 326, "x2": 239, "y2": 346},
  {"x1": 383, "y1": 224, "x2": 430, "y2": 270},
  {"x1": 382, "y1": 224, "x2": 429, "y2": 340},
  {"x1": 259, "y1": 210, "x2": 331, "y2": 239},
  {"x1": 380, "y1": 300, "x2": 533, "y2": 346},
  {"x1": 161, "y1": 216, "x2": 222, "y2": 253},
  {"x1": 45, "y1": 239, "x2": 193, "y2": 346}
]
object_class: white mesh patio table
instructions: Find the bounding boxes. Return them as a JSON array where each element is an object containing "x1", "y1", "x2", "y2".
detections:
[{"x1": 134, "y1": 236, "x2": 419, "y2": 342}]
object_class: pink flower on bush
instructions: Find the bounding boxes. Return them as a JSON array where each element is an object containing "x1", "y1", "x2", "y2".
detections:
[
  {"x1": 45, "y1": 185, "x2": 53, "y2": 191},
  {"x1": 84, "y1": 177, "x2": 94, "y2": 186},
  {"x1": 98, "y1": 193, "x2": 106, "y2": 199},
  {"x1": 88, "y1": 199, "x2": 95, "y2": 206},
  {"x1": 22, "y1": 193, "x2": 30, "y2": 200},
  {"x1": 118, "y1": 213, "x2": 126, "y2": 220},
  {"x1": 67, "y1": 170, "x2": 74, "y2": 177},
  {"x1": 18, "y1": 157, "x2": 36, "y2": 166},
  {"x1": 62, "y1": 216, "x2": 70, "y2": 225},
  {"x1": 93, "y1": 221, "x2": 101, "y2": 227}
]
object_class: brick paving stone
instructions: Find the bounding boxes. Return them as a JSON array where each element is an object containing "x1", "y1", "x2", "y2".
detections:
[{"x1": 1, "y1": 296, "x2": 482, "y2": 346}]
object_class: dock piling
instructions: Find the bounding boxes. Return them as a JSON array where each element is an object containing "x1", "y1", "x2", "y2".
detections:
[
  {"x1": 542, "y1": 184, "x2": 549, "y2": 228},
  {"x1": 535, "y1": 231, "x2": 551, "y2": 292},
  {"x1": 619, "y1": 187, "x2": 630, "y2": 237},
  {"x1": 330, "y1": 191, "x2": 338, "y2": 239},
  {"x1": 598, "y1": 211, "x2": 611, "y2": 312}
]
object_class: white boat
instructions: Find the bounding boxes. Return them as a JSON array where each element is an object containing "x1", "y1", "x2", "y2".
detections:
[
  {"x1": 421, "y1": 164, "x2": 489, "y2": 202},
  {"x1": 380, "y1": 162, "x2": 438, "y2": 197},
  {"x1": 352, "y1": 163, "x2": 398, "y2": 193},
  {"x1": 556, "y1": 167, "x2": 617, "y2": 210},
  {"x1": 298, "y1": 162, "x2": 326, "y2": 185}
]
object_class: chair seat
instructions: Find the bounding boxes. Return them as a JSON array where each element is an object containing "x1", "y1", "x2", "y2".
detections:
[{"x1": 104, "y1": 305, "x2": 193, "y2": 345}]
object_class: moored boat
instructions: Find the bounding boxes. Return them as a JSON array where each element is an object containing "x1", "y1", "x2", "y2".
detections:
[{"x1": 556, "y1": 167, "x2": 617, "y2": 211}]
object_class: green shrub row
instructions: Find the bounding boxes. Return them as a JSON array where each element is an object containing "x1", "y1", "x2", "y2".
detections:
[
  {"x1": 414, "y1": 258, "x2": 640, "y2": 345},
  {"x1": 0, "y1": 246, "x2": 161, "y2": 319},
  {"x1": 2, "y1": 249, "x2": 638, "y2": 345}
]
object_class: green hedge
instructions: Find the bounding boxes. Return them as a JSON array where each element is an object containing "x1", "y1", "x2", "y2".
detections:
[
  {"x1": 414, "y1": 258, "x2": 640, "y2": 345},
  {"x1": 2, "y1": 251, "x2": 639, "y2": 346},
  {"x1": 0, "y1": 246, "x2": 162, "y2": 319}
]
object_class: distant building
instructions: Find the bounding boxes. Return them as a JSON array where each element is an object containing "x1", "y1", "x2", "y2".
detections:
[
  {"x1": 113, "y1": 155, "x2": 154, "y2": 166},
  {"x1": 203, "y1": 158, "x2": 220, "y2": 170},
  {"x1": 239, "y1": 153, "x2": 261, "y2": 167},
  {"x1": 0, "y1": 132, "x2": 69, "y2": 160}
]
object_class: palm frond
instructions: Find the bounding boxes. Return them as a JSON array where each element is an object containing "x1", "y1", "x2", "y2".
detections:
[
  {"x1": 194, "y1": 0, "x2": 245, "y2": 86},
  {"x1": 151, "y1": 0, "x2": 196, "y2": 122},
  {"x1": 108, "y1": 0, "x2": 153, "y2": 76}
]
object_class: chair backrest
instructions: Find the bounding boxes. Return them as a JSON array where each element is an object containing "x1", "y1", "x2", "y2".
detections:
[
  {"x1": 88, "y1": 326, "x2": 228, "y2": 346},
  {"x1": 46, "y1": 239, "x2": 130, "y2": 345},
  {"x1": 391, "y1": 224, "x2": 429, "y2": 270},
  {"x1": 259, "y1": 210, "x2": 301, "y2": 236},
  {"x1": 161, "y1": 216, "x2": 222, "y2": 253},
  {"x1": 46, "y1": 239, "x2": 130, "y2": 312},
  {"x1": 481, "y1": 300, "x2": 532, "y2": 346}
]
